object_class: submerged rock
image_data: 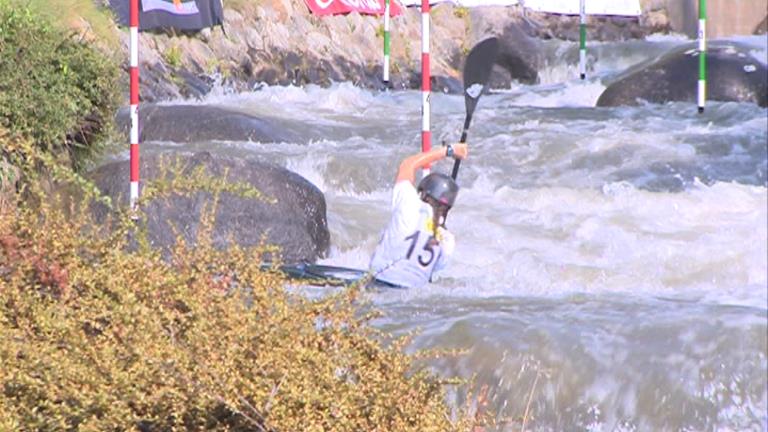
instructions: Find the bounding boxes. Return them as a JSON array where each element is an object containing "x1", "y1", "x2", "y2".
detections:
[
  {"x1": 89, "y1": 152, "x2": 330, "y2": 264},
  {"x1": 597, "y1": 41, "x2": 767, "y2": 107}
]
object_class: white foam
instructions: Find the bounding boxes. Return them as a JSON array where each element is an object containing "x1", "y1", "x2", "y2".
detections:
[
  {"x1": 422, "y1": 180, "x2": 768, "y2": 306},
  {"x1": 644, "y1": 33, "x2": 690, "y2": 43},
  {"x1": 495, "y1": 80, "x2": 607, "y2": 107},
  {"x1": 135, "y1": 40, "x2": 766, "y2": 310},
  {"x1": 727, "y1": 35, "x2": 768, "y2": 64}
]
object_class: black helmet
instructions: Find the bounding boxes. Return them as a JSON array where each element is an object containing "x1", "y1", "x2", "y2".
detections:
[{"x1": 417, "y1": 173, "x2": 459, "y2": 208}]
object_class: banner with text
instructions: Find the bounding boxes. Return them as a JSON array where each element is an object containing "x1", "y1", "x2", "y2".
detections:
[{"x1": 304, "y1": 0, "x2": 403, "y2": 16}]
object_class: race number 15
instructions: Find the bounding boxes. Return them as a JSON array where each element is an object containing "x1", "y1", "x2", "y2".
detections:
[{"x1": 405, "y1": 231, "x2": 436, "y2": 267}]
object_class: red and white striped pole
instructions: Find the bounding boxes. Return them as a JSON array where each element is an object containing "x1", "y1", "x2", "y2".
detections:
[
  {"x1": 130, "y1": 0, "x2": 140, "y2": 212},
  {"x1": 421, "y1": 0, "x2": 431, "y2": 174}
]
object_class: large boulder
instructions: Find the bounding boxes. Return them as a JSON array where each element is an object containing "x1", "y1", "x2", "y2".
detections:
[
  {"x1": 89, "y1": 152, "x2": 329, "y2": 264},
  {"x1": 474, "y1": 20, "x2": 544, "y2": 88},
  {"x1": 597, "y1": 41, "x2": 767, "y2": 107},
  {"x1": 115, "y1": 104, "x2": 304, "y2": 143}
]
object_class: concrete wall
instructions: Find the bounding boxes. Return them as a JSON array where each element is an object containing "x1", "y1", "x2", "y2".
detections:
[{"x1": 663, "y1": 0, "x2": 768, "y2": 38}]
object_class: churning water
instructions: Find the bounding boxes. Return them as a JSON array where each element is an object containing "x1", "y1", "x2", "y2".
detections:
[{"x1": 137, "y1": 35, "x2": 767, "y2": 430}]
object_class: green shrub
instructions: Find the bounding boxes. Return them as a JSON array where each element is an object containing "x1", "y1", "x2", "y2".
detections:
[
  {"x1": 0, "y1": 2, "x2": 119, "y2": 171},
  {"x1": 164, "y1": 43, "x2": 183, "y2": 69},
  {"x1": 0, "y1": 136, "x2": 483, "y2": 431}
]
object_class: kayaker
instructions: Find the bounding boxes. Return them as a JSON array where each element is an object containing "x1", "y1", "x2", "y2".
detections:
[{"x1": 369, "y1": 143, "x2": 468, "y2": 288}]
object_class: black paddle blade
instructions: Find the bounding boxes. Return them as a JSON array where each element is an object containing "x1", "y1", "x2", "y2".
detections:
[
  {"x1": 452, "y1": 37, "x2": 499, "y2": 180},
  {"x1": 462, "y1": 37, "x2": 499, "y2": 128}
]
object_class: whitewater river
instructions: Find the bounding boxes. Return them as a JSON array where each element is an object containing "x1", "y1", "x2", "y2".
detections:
[{"x1": 136, "y1": 35, "x2": 767, "y2": 430}]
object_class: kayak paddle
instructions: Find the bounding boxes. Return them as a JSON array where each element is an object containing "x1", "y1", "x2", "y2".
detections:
[{"x1": 451, "y1": 37, "x2": 499, "y2": 180}]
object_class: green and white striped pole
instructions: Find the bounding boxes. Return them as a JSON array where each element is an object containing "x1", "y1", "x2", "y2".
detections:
[
  {"x1": 383, "y1": 0, "x2": 391, "y2": 85},
  {"x1": 579, "y1": 0, "x2": 586, "y2": 80},
  {"x1": 697, "y1": 0, "x2": 707, "y2": 113}
]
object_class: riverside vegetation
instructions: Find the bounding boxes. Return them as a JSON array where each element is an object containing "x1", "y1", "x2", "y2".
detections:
[
  {"x1": 0, "y1": 2, "x2": 489, "y2": 430},
  {"x1": 0, "y1": 0, "x2": 119, "y2": 172}
]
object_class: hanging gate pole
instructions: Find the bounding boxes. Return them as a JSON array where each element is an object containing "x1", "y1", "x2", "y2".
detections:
[
  {"x1": 579, "y1": 0, "x2": 586, "y2": 80},
  {"x1": 421, "y1": 0, "x2": 431, "y2": 173},
  {"x1": 697, "y1": 0, "x2": 707, "y2": 113},
  {"x1": 130, "y1": 0, "x2": 140, "y2": 212},
  {"x1": 383, "y1": 0, "x2": 391, "y2": 85}
]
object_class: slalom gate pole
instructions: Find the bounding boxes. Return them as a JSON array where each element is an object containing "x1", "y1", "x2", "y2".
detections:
[
  {"x1": 383, "y1": 0, "x2": 391, "y2": 85},
  {"x1": 579, "y1": 0, "x2": 586, "y2": 80},
  {"x1": 130, "y1": 0, "x2": 140, "y2": 213},
  {"x1": 421, "y1": 0, "x2": 431, "y2": 174},
  {"x1": 698, "y1": 0, "x2": 707, "y2": 113}
]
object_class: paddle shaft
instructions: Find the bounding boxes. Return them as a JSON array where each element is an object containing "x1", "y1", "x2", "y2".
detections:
[{"x1": 451, "y1": 112, "x2": 474, "y2": 179}]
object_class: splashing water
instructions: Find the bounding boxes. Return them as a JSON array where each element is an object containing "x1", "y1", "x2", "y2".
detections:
[{"x1": 132, "y1": 35, "x2": 767, "y2": 430}]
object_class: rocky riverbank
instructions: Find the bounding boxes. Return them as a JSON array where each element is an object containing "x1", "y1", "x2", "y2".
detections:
[
  {"x1": 115, "y1": 0, "x2": 766, "y2": 103},
  {"x1": 119, "y1": 0, "x2": 683, "y2": 102}
]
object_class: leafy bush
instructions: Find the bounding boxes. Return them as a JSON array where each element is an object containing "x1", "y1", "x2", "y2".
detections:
[
  {"x1": 0, "y1": 2, "x2": 119, "y2": 170},
  {"x1": 0, "y1": 135, "x2": 483, "y2": 431}
]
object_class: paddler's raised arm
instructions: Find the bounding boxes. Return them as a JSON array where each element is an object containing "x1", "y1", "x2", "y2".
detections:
[{"x1": 395, "y1": 143, "x2": 469, "y2": 184}]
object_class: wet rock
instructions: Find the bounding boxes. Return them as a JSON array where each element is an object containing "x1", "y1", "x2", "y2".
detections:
[
  {"x1": 89, "y1": 152, "x2": 330, "y2": 264},
  {"x1": 488, "y1": 22, "x2": 544, "y2": 87},
  {"x1": 406, "y1": 73, "x2": 463, "y2": 95},
  {"x1": 115, "y1": 104, "x2": 303, "y2": 143},
  {"x1": 173, "y1": 68, "x2": 213, "y2": 99},
  {"x1": 305, "y1": 58, "x2": 335, "y2": 87},
  {"x1": 433, "y1": 75, "x2": 464, "y2": 94},
  {"x1": 597, "y1": 41, "x2": 768, "y2": 108},
  {"x1": 254, "y1": 67, "x2": 280, "y2": 86},
  {"x1": 239, "y1": 56, "x2": 255, "y2": 78},
  {"x1": 133, "y1": 61, "x2": 215, "y2": 102},
  {"x1": 138, "y1": 62, "x2": 182, "y2": 102},
  {"x1": 281, "y1": 52, "x2": 303, "y2": 85}
]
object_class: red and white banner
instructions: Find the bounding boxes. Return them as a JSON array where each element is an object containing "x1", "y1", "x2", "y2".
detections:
[{"x1": 304, "y1": 0, "x2": 403, "y2": 16}]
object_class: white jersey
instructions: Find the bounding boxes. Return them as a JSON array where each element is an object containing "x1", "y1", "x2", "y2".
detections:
[{"x1": 369, "y1": 181, "x2": 451, "y2": 288}]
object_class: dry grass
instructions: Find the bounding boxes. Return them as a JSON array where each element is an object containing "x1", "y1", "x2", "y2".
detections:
[
  {"x1": 223, "y1": 0, "x2": 262, "y2": 13},
  {"x1": 23, "y1": 0, "x2": 119, "y2": 51}
]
